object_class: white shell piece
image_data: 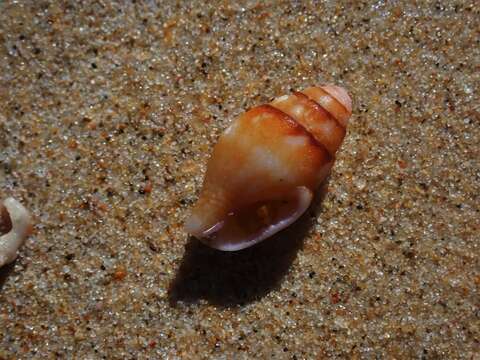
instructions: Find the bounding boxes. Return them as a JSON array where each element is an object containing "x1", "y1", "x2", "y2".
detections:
[{"x1": 0, "y1": 198, "x2": 32, "y2": 267}]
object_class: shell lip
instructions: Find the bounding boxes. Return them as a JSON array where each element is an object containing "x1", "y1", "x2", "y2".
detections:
[
  {"x1": 202, "y1": 221, "x2": 225, "y2": 236},
  {"x1": 196, "y1": 186, "x2": 313, "y2": 251}
]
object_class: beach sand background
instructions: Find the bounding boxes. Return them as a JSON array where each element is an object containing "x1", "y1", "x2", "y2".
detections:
[{"x1": 0, "y1": 1, "x2": 478, "y2": 358}]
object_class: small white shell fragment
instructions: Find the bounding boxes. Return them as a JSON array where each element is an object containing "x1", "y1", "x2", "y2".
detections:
[{"x1": 0, "y1": 198, "x2": 32, "y2": 267}]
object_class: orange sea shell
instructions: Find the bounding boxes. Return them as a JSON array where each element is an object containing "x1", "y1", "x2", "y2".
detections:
[{"x1": 185, "y1": 85, "x2": 352, "y2": 251}]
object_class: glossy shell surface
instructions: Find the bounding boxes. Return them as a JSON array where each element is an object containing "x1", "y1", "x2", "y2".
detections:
[{"x1": 186, "y1": 85, "x2": 352, "y2": 251}]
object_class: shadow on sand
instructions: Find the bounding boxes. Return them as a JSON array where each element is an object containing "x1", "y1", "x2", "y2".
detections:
[
  {"x1": 0, "y1": 260, "x2": 17, "y2": 292},
  {"x1": 168, "y1": 182, "x2": 329, "y2": 307}
]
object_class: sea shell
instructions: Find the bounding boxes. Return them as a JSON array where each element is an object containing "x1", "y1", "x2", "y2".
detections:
[
  {"x1": 0, "y1": 198, "x2": 32, "y2": 267},
  {"x1": 185, "y1": 85, "x2": 352, "y2": 251}
]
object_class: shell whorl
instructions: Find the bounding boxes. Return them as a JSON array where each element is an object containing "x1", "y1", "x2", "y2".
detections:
[{"x1": 270, "y1": 85, "x2": 352, "y2": 157}]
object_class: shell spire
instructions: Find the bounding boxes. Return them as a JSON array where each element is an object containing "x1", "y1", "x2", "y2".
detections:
[{"x1": 185, "y1": 85, "x2": 352, "y2": 251}]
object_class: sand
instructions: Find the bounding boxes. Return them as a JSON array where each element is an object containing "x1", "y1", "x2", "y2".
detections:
[{"x1": 0, "y1": 1, "x2": 478, "y2": 358}]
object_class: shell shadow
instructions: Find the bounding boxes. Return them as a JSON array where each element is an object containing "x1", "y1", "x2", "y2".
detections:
[
  {"x1": 168, "y1": 181, "x2": 330, "y2": 307},
  {"x1": 0, "y1": 260, "x2": 17, "y2": 292}
]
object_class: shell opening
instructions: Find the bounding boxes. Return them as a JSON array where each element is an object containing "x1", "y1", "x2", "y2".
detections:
[
  {"x1": 197, "y1": 186, "x2": 313, "y2": 251},
  {"x1": 0, "y1": 204, "x2": 13, "y2": 236}
]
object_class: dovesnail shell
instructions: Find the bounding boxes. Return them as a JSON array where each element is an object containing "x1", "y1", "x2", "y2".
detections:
[{"x1": 185, "y1": 85, "x2": 352, "y2": 251}]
